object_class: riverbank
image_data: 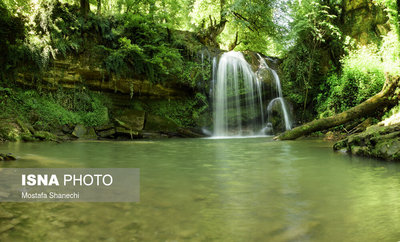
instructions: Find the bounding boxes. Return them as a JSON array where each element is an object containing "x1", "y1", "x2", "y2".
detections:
[
  {"x1": 0, "y1": 84, "x2": 208, "y2": 144},
  {"x1": 0, "y1": 114, "x2": 205, "y2": 143},
  {"x1": 333, "y1": 122, "x2": 400, "y2": 162}
]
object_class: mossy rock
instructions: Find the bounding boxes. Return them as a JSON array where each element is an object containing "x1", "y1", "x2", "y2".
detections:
[
  {"x1": 0, "y1": 153, "x2": 17, "y2": 161},
  {"x1": 34, "y1": 131, "x2": 59, "y2": 141},
  {"x1": 72, "y1": 125, "x2": 97, "y2": 139},
  {"x1": 16, "y1": 119, "x2": 35, "y2": 134},
  {"x1": 115, "y1": 127, "x2": 140, "y2": 139},
  {"x1": 0, "y1": 121, "x2": 21, "y2": 141},
  {"x1": 114, "y1": 109, "x2": 145, "y2": 131},
  {"x1": 144, "y1": 114, "x2": 178, "y2": 132},
  {"x1": 21, "y1": 133, "x2": 37, "y2": 142},
  {"x1": 333, "y1": 139, "x2": 348, "y2": 150},
  {"x1": 334, "y1": 123, "x2": 400, "y2": 161},
  {"x1": 374, "y1": 139, "x2": 400, "y2": 160}
]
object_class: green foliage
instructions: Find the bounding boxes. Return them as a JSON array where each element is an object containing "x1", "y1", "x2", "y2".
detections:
[
  {"x1": 98, "y1": 12, "x2": 207, "y2": 85},
  {"x1": 374, "y1": 0, "x2": 400, "y2": 41},
  {"x1": 0, "y1": 86, "x2": 110, "y2": 130},
  {"x1": 0, "y1": 2, "x2": 25, "y2": 73},
  {"x1": 380, "y1": 31, "x2": 400, "y2": 74},
  {"x1": 281, "y1": 0, "x2": 343, "y2": 121},
  {"x1": 317, "y1": 45, "x2": 385, "y2": 117},
  {"x1": 317, "y1": 26, "x2": 400, "y2": 118}
]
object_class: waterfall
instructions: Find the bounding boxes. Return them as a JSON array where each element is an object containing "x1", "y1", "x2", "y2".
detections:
[
  {"x1": 257, "y1": 54, "x2": 292, "y2": 132},
  {"x1": 212, "y1": 51, "x2": 291, "y2": 137},
  {"x1": 213, "y1": 51, "x2": 265, "y2": 137},
  {"x1": 267, "y1": 98, "x2": 291, "y2": 131}
]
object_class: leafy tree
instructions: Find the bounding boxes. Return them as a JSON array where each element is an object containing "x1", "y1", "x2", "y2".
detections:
[{"x1": 282, "y1": 0, "x2": 341, "y2": 121}]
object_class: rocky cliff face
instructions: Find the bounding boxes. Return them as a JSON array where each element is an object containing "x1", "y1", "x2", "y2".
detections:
[
  {"x1": 342, "y1": 0, "x2": 389, "y2": 45},
  {"x1": 16, "y1": 57, "x2": 192, "y2": 100}
]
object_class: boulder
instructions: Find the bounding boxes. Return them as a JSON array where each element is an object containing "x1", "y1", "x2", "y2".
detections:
[
  {"x1": 97, "y1": 128, "x2": 116, "y2": 138},
  {"x1": 114, "y1": 109, "x2": 145, "y2": 131},
  {"x1": 333, "y1": 124, "x2": 400, "y2": 161},
  {"x1": 0, "y1": 153, "x2": 17, "y2": 161},
  {"x1": 72, "y1": 125, "x2": 97, "y2": 139},
  {"x1": 115, "y1": 127, "x2": 140, "y2": 139},
  {"x1": 61, "y1": 124, "x2": 75, "y2": 134},
  {"x1": 34, "y1": 131, "x2": 59, "y2": 141},
  {"x1": 94, "y1": 124, "x2": 114, "y2": 132}
]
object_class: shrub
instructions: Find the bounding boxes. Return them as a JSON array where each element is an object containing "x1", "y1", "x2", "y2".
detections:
[
  {"x1": 317, "y1": 45, "x2": 385, "y2": 117},
  {"x1": 0, "y1": 86, "x2": 110, "y2": 131}
]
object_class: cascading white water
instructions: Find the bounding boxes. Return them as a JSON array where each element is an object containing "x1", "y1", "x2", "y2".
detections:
[
  {"x1": 212, "y1": 51, "x2": 291, "y2": 137},
  {"x1": 267, "y1": 98, "x2": 291, "y2": 131},
  {"x1": 213, "y1": 51, "x2": 264, "y2": 137},
  {"x1": 257, "y1": 54, "x2": 292, "y2": 131}
]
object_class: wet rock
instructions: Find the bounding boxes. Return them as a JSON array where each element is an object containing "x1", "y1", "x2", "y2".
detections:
[
  {"x1": 177, "y1": 128, "x2": 205, "y2": 138},
  {"x1": 97, "y1": 128, "x2": 116, "y2": 138},
  {"x1": 94, "y1": 124, "x2": 114, "y2": 132},
  {"x1": 115, "y1": 127, "x2": 140, "y2": 139},
  {"x1": 141, "y1": 132, "x2": 162, "y2": 139},
  {"x1": 114, "y1": 109, "x2": 145, "y2": 131},
  {"x1": 334, "y1": 123, "x2": 400, "y2": 161},
  {"x1": 34, "y1": 131, "x2": 59, "y2": 141},
  {"x1": 57, "y1": 135, "x2": 77, "y2": 141},
  {"x1": 72, "y1": 125, "x2": 97, "y2": 139},
  {"x1": 61, "y1": 124, "x2": 74, "y2": 134},
  {"x1": 72, "y1": 124, "x2": 87, "y2": 138},
  {"x1": 20, "y1": 133, "x2": 37, "y2": 142},
  {"x1": 0, "y1": 153, "x2": 17, "y2": 161},
  {"x1": 144, "y1": 114, "x2": 178, "y2": 132}
]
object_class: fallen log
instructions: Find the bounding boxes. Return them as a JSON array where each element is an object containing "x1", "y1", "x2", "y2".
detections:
[{"x1": 277, "y1": 75, "x2": 400, "y2": 140}]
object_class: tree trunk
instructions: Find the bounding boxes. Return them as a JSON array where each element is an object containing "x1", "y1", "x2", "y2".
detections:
[
  {"x1": 277, "y1": 75, "x2": 400, "y2": 140},
  {"x1": 80, "y1": 0, "x2": 90, "y2": 17},
  {"x1": 197, "y1": 16, "x2": 226, "y2": 48},
  {"x1": 97, "y1": 0, "x2": 101, "y2": 15},
  {"x1": 197, "y1": 0, "x2": 227, "y2": 48}
]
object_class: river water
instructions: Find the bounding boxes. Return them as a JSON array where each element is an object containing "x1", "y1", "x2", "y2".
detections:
[{"x1": 0, "y1": 138, "x2": 400, "y2": 241}]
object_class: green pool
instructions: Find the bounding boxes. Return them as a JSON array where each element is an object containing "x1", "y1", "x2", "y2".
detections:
[{"x1": 0, "y1": 138, "x2": 400, "y2": 241}]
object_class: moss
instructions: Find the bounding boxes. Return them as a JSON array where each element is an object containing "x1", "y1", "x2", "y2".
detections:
[
  {"x1": 144, "y1": 114, "x2": 178, "y2": 132},
  {"x1": 334, "y1": 123, "x2": 400, "y2": 161},
  {"x1": 20, "y1": 133, "x2": 37, "y2": 142},
  {"x1": 0, "y1": 121, "x2": 21, "y2": 141},
  {"x1": 33, "y1": 131, "x2": 59, "y2": 141},
  {"x1": 333, "y1": 139, "x2": 348, "y2": 150}
]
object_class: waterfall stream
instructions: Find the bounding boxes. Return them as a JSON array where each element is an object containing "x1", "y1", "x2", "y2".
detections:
[
  {"x1": 257, "y1": 54, "x2": 292, "y2": 131},
  {"x1": 212, "y1": 51, "x2": 291, "y2": 137}
]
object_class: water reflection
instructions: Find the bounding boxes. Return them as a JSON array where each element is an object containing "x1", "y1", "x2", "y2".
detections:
[{"x1": 0, "y1": 138, "x2": 400, "y2": 241}]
